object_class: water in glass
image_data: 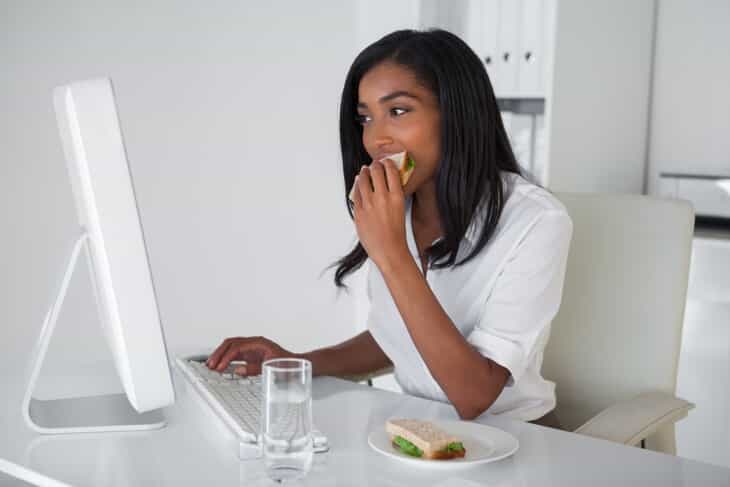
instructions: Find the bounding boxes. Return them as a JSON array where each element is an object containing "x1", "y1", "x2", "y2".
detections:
[{"x1": 262, "y1": 359, "x2": 313, "y2": 483}]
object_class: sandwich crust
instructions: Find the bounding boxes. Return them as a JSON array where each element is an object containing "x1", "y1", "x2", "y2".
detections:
[{"x1": 397, "y1": 151, "x2": 415, "y2": 186}]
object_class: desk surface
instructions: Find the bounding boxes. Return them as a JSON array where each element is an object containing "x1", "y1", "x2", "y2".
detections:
[{"x1": 1, "y1": 371, "x2": 729, "y2": 487}]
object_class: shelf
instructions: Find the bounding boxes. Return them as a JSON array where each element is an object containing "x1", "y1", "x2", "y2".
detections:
[
  {"x1": 496, "y1": 97, "x2": 545, "y2": 115},
  {"x1": 660, "y1": 173, "x2": 730, "y2": 181}
]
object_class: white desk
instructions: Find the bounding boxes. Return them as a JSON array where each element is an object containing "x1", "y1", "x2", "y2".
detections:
[{"x1": 1, "y1": 371, "x2": 729, "y2": 486}]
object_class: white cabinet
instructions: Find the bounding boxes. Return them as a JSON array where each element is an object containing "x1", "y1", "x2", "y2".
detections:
[
  {"x1": 647, "y1": 0, "x2": 730, "y2": 198},
  {"x1": 494, "y1": 0, "x2": 521, "y2": 96},
  {"x1": 477, "y1": 0, "x2": 500, "y2": 89},
  {"x1": 517, "y1": 0, "x2": 549, "y2": 96},
  {"x1": 420, "y1": 0, "x2": 554, "y2": 98}
]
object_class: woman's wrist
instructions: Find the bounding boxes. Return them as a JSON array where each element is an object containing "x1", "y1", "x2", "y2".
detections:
[
  {"x1": 374, "y1": 246, "x2": 414, "y2": 278},
  {"x1": 295, "y1": 349, "x2": 328, "y2": 377}
]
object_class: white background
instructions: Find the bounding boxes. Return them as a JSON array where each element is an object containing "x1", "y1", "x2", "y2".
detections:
[{"x1": 1, "y1": 1, "x2": 389, "y2": 383}]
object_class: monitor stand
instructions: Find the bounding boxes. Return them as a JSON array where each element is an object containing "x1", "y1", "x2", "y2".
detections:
[{"x1": 21, "y1": 230, "x2": 166, "y2": 434}]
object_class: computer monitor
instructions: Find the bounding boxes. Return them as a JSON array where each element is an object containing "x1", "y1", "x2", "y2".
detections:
[{"x1": 22, "y1": 78, "x2": 175, "y2": 433}]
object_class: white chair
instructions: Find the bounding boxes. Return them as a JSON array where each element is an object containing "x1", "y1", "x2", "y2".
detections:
[{"x1": 543, "y1": 193, "x2": 696, "y2": 454}]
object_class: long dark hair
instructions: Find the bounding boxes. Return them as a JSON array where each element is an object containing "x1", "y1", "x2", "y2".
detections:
[{"x1": 331, "y1": 28, "x2": 521, "y2": 288}]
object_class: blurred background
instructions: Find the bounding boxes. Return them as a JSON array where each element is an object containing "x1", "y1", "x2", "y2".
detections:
[{"x1": 2, "y1": 0, "x2": 728, "y2": 469}]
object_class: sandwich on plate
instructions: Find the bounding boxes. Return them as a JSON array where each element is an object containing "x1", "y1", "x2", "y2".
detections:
[
  {"x1": 386, "y1": 419, "x2": 466, "y2": 460},
  {"x1": 349, "y1": 151, "x2": 416, "y2": 202}
]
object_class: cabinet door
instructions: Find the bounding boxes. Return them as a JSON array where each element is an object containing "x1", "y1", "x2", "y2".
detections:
[
  {"x1": 518, "y1": 0, "x2": 544, "y2": 96},
  {"x1": 464, "y1": 0, "x2": 483, "y2": 60},
  {"x1": 496, "y1": 0, "x2": 522, "y2": 97},
  {"x1": 480, "y1": 0, "x2": 501, "y2": 93}
]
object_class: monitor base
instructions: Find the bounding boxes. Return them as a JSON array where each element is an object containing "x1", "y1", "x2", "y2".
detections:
[
  {"x1": 27, "y1": 395, "x2": 165, "y2": 434},
  {"x1": 22, "y1": 231, "x2": 167, "y2": 434}
]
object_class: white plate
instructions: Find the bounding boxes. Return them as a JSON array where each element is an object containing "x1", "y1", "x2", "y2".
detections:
[{"x1": 367, "y1": 420, "x2": 519, "y2": 468}]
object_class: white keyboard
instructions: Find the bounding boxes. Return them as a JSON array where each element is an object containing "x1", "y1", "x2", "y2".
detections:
[{"x1": 176, "y1": 356, "x2": 329, "y2": 456}]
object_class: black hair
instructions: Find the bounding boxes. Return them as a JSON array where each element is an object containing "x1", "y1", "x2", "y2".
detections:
[{"x1": 331, "y1": 28, "x2": 522, "y2": 288}]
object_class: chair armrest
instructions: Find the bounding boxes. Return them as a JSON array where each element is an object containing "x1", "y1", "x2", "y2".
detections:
[
  {"x1": 336, "y1": 365, "x2": 394, "y2": 384},
  {"x1": 574, "y1": 391, "x2": 694, "y2": 446}
]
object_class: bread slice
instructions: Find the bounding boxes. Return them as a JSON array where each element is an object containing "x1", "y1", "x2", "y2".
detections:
[
  {"x1": 348, "y1": 151, "x2": 415, "y2": 202},
  {"x1": 386, "y1": 419, "x2": 466, "y2": 460}
]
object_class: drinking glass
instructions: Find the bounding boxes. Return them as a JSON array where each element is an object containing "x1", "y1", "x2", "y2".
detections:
[{"x1": 261, "y1": 358, "x2": 313, "y2": 483}]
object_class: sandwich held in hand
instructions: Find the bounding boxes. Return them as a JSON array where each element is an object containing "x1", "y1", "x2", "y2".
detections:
[
  {"x1": 386, "y1": 419, "x2": 466, "y2": 460},
  {"x1": 349, "y1": 151, "x2": 416, "y2": 202}
]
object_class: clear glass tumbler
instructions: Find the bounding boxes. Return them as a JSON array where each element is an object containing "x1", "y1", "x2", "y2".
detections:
[{"x1": 261, "y1": 358, "x2": 313, "y2": 483}]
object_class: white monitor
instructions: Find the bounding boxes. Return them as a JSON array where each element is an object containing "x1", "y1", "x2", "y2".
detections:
[{"x1": 22, "y1": 78, "x2": 175, "y2": 433}]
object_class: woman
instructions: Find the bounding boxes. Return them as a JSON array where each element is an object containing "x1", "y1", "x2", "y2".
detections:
[{"x1": 206, "y1": 29, "x2": 572, "y2": 424}]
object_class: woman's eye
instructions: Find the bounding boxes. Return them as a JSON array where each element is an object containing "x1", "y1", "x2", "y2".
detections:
[{"x1": 355, "y1": 108, "x2": 408, "y2": 125}]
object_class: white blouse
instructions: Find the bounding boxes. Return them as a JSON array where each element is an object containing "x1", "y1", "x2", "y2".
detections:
[{"x1": 363, "y1": 172, "x2": 573, "y2": 421}]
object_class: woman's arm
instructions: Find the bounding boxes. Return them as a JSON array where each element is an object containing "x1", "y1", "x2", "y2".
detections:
[
  {"x1": 298, "y1": 330, "x2": 392, "y2": 378},
  {"x1": 207, "y1": 330, "x2": 391, "y2": 378},
  {"x1": 350, "y1": 160, "x2": 507, "y2": 418},
  {"x1": 378, "y1": 255, "x2": 509, "y2": 420}
]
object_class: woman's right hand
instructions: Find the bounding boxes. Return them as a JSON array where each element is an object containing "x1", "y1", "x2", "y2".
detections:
[{"x1": 206, "y1": 336, "x2": 296, "y2": 376}]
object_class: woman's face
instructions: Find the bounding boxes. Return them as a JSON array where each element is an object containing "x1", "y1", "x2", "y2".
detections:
[{"x1": 356, "y1": 62, "x2": 441, "y2": 196}]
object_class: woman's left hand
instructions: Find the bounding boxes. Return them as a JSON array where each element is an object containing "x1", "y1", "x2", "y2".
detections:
[{"x1": 351, "y1": 159, "x2": 410, "y2": 272}]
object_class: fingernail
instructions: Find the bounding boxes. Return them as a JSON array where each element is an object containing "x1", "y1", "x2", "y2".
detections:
[{"x1": 234, "y1": 366, "x2": 247, "y2": 376}]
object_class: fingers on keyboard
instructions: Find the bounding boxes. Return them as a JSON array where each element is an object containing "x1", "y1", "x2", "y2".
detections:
[{"x1": 207, "y1": 338, "x2": 234, "y2": 369}]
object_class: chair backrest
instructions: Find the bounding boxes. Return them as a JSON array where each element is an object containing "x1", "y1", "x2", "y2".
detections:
[{"x1": 543, "y1": 193, "x2": 694, "y2": 432}]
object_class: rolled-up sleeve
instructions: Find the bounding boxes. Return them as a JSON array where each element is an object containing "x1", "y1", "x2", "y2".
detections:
[{"x1": 467, "y1": 210, "x2": 573, "y2": 385}]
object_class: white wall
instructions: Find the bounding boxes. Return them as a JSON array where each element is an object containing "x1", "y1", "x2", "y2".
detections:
[
  {"x1": 545, "y1": 0, "x2": 656, "y2": 194},
  {"x1": 356, "y1": 0, "x2": 420, "y2": 52},
  {"x1": 0, "y1": 1, "x2": 399, "y2": 383},
  {"x1": 647, "y1": 0, "x2": 730, "y2": 194}
]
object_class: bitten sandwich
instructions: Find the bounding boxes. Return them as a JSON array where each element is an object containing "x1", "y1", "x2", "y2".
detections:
[
  {"x1": 348, "y1": 150, "x2": 416, "y2": 202},
  {"x1": 386, "y1": 419, "x2": 466, "y2": 460}
]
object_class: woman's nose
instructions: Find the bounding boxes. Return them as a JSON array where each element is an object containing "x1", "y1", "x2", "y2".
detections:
[
  {"x1": 363, "y1": 118, "x2": 394, "y2": 154},
  {"x1": 369, "y1": 127, "x2": 393, "y2": 148}
]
